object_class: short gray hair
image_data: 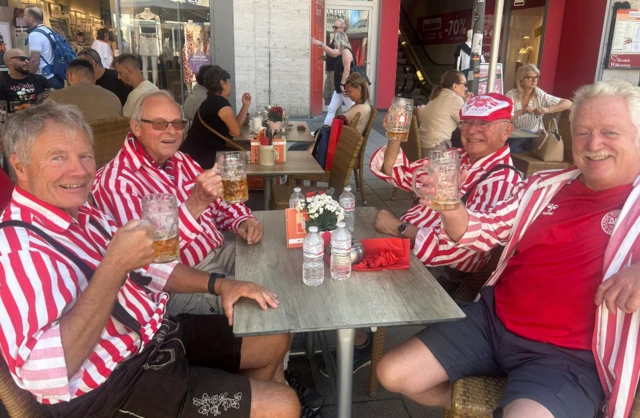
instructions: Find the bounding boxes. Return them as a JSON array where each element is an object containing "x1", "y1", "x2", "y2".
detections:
[
  {"x1": 130, "y1": 90, "x2": 185, "y2": 125},
  {"x1": 2, "y1": 101, "x2": 93, "y2": 181},
  {"x1": 570, "y1": 80, "x2": 640, "y2": 148},
  {"x1": 334, "y1": 32, "x2": 351, "y2": 51},
  {"x1": 24, "y1": 5, "x2": 44, "y2": 23}
]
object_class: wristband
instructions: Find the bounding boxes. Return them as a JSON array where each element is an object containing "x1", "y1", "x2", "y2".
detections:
[
  {"x1": 320, "y1": 42, "x2": 325, "y2": 47},
  {"x1": 208, "y1": 273, "x2": 225, "y2": 295}
]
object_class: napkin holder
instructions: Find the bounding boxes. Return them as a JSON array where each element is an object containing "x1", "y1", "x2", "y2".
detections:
[{"x1": 285, "y1": 208, "x2": 309, "y2": 248}]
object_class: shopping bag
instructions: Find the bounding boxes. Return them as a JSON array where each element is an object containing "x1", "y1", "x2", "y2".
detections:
[
  {"x1": 531, "y1": 118, "x2": 564, "y2": 162},
  {"x1": 325, "y1": 118, "x2": 344, "y2": 171}
]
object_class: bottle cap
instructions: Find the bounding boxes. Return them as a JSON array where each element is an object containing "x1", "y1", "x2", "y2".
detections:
[
  {"x1": 294, "y1": 187, "x2": 301, "y2": 192},
  {"x1": 336, "y1": 222, "x2": 346, "y2": 228},
  {"x1": 344, "y1": 186, "x2": 351, "y2": 192},
  {"x1": 309, "y1": 226, "x2": 318, "y2": 232}
]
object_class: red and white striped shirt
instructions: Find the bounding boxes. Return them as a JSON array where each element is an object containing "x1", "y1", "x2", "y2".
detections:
[
  {"x1": 92, "y1": 134, "x2": 253, "y2": 266},
  {"x1": 443, "y1": 167, "x2": 640, "y2": 418},
  {"x1": 0, "y1": 187, "x2": 176, "y2": 404},
  {"x1": 370, "y1": 145, "x2": 521, "y2": 271}
]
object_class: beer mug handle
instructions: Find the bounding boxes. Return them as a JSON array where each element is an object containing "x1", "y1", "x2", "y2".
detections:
[
  {"x1": 272, "y1": 148, "x2": 279, "y2": 162},
  {"x1": 412, "y1": 167, "x2": 429, "y2": 198}
]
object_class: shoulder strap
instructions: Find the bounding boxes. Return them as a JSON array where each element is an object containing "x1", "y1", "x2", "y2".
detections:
[
  {"x1": 33, "y1": 28, "x2": 55, "y2": 66},
  {"x1": 197, "y1": 109, "x2": 246, "y2": 151},
  {"x1": 0, "y1": 220, "x2": 144, "y2": 338},
  {"x1": 460, "y1": 42, "x2": 472, "y2": 56},
  {"x1": 461, "y1": 164, "x2": 523, "y2": 205}
]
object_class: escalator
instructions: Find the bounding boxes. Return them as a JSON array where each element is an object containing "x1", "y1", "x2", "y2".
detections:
[{"x1": 396, "y1": 5, "x2": 455, "y2": 105}]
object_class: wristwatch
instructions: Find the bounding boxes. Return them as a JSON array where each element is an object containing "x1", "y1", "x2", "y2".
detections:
[
  {"x1": 208, "y1": 273, "x2": 226, "y2": 295},
  {"x1": 397, "y1": 223, "x2": 408, "y2": 237},
  {"x1": 320, "y1": 42, "x2": 325, "y2": 47}
]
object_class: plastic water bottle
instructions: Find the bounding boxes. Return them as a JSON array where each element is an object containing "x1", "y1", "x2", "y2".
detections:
[
  {"x1": 303, "y1": 226, "x2": 325, "y2": 286},
  {"x1": 289, "y1": 187, "x2": 305, "y2": 209},
  {"x1": 339, "y1": 186, "x2": 356, "y2": 233},
  {"x1": 331, "y1": 222, "x2": 352, "y2": 281}
]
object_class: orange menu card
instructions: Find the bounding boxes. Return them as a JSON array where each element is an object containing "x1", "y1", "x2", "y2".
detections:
[{"x1": 285, "y1": 208, "x2": 309, "y2": 248}]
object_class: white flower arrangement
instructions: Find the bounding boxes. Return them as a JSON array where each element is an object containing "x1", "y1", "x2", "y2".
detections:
[{"x1": 296, "y1": 193, "x2": 344, "y2": 231}]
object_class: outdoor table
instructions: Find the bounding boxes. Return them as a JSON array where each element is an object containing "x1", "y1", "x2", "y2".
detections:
[
  {"x1": 510, "y1": 129, "x2": 540, "y2": 139},
  {"x1": 233, "y1": 207, "x2": 465, "y2": 418},
  {"x1": 235, "y1": 121, "x2": 315, "y2": 143},
  {"x1": 246, "y1": 151, "x2": 324, "y2": 210}
]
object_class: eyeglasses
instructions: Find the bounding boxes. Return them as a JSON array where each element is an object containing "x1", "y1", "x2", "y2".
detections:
[
  {"x1": 524, "y1": 76, "x2": 540, "y2": 82},
  {"x1": 10, "y1": 56, "x2": 29, "y2": 62},
  {"x1": 78, "y1": 48, "x2": 100, "y2": 63},
  {"x1": 332, "y1": 26, "x2": 342, "y2": 30},
  {"x1": 458, "y1": 120, "x2": 509, "y2": 132},
  {"x1": 140, "y1": 119, "x2": 187, "y2": 131},
  {"x1": 456, "y1": 81, "x2": 467, "y2": 86}
]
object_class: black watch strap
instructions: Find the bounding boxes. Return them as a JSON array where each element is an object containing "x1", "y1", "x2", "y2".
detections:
[
  {"x1": 397, "y1": 223, "x2": 408, "y2": 237},
  {"x1": 208, "y1": 273, "x2": 225, "y2": 295}
]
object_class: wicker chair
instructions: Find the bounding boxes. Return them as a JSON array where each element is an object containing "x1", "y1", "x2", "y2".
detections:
[
  {"x1": 272, "y1": 125, "x2": 364, "y2": 210},
  {"x1": 0, "y1": 357, "x2": 51, "y2": 418},
  {"x1": 89, "y1": 117, "x2": 131, "y2": 169},
  {"x1": 510, "y1": 110, "x2": 572, "y2": 178},
  {"x1": 353, "y1": 106, "x2": 378, "y2": 205},
  {"x1": 390, "y1": 113, "x2": 421, "y2": 201}
]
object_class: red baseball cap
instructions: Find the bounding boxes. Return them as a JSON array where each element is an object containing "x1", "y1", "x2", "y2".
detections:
[{"x1": 459, "y1": 93, "x2": 513, "y2": 122}]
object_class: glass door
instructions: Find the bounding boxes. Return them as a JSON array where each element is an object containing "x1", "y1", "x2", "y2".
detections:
[{"x1": 324, "y1": 0, "x2": 378, "y2": 108}]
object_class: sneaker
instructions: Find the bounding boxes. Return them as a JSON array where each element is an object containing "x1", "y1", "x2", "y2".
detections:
[
  {"x1": 301, "y1": 405, "x2": 320, "y2": 418},
  {"x1": 318, "y1": 345, "x2": 372, "y2": 378},
  {"x1": 285, "y1": 369, "x2": 325, "y2": 411}
]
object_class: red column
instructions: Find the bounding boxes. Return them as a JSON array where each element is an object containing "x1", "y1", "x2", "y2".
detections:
[
  {"x1": 537, "y1": 0, "x2": 567, "y2": 94},
  {"x1": 376, "y1": 0, "x2": 401, "y2": 109}
]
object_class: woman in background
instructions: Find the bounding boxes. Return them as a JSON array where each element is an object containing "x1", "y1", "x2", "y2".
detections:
[{"x1": 343, "y1": 72, "x2": 371, "y2": 135}]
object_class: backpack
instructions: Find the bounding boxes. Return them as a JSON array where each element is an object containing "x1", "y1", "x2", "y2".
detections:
[{"x1": 26, "y1": 27, "x2": 77, "y2": 80}]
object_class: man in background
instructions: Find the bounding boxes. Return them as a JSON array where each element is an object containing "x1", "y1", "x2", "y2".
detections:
[
  {"x1": 23, "y1": 5, "x2": 63, "y2": 89},
  {"x1": 79, "y1": 48, "x2": 132, "y2": 107},
  {"x1": 113, "y1": 53, "x2": 158, "y2": 117},
  {"x1": 0, "y1": 48, "x2": 49, "y2": 113}
]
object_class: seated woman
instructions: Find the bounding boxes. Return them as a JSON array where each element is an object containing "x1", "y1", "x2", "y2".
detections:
[
  {"x1": 181, "y1": 66, "x2": 251, "y2": 169},
  {"x1": 343, "y1": 72, "x2": 371, "y2": 134},
  {"x1": 419, "y1": 70, "x2": 470, "y2": 156},
  {"x1": 506, "y1": 63, "x2": 572, "y2": 153}
]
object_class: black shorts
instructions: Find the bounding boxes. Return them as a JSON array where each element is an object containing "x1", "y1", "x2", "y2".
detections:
[
  {"x1": 46, "y1": 314, "x2": 250, "y2": 418},
  {"x1": 415, "y1": 287, "x2": 604, "y2": 418}
]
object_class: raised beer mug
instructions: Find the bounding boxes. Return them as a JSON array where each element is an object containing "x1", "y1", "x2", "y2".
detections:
[
  {"x1": 217, "y1": 151, "x2": 249, "y2": 204},
  {"x1": 385, "y1": 97, "x2": 413, "y2": 142},
  {"x1": 412, "y1": 149, "x2": 462, "y2": 211},
  {"x1": 142, "y1": 193, "x2": 180, "y2": 263}
]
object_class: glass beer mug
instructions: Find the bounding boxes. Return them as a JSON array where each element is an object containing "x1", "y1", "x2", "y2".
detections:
[
  {"x1": 142, "y1": 193, "x2": 180, "y2": 263},
  {"x1": 412, "y1": 150, "x2": 462, "y2": 211},
  {"x1": 217, "y1": 151, "x2": 249, "y2": 204},
  {"x1": 385, "y1": 97, "x2": 414, "y2": 142}
]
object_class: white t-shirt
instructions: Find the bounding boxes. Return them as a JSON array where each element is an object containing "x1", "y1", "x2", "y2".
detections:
[
  {"x1": 91, "y1": 40, "x2": 114, "y2": 69},
  {"x1": 123, "y1": 80, "x2": 158, "y2": 117},
  {"x1": 27, "y1": 25, "x2": 55, "y2": 79}
]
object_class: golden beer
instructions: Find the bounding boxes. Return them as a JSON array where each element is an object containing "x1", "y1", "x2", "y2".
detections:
[
  {"x1": 386, "y1": 129, "x2": 409, "y2": 142},
  {"x1": 430, "y1": 198, "x2": 462, "y2": 211},
  {"x1": 153, "y1": 233, "x2": 179, "y2": 263},
  {"x1": 222, "y1": 177, "x2": 249, "y2": 204}
]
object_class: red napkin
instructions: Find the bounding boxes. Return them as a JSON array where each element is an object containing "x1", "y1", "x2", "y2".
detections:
[{"x1": 320, "y1": 235, "x2": 411, "y2": 271}]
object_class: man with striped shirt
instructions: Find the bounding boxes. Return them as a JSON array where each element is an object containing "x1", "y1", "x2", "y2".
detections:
[
  {"x1": 377, "y1": 81, "x2": 640, "y2": 418},
  {"x1": 92, "y1": 90, "x2": 263, "y2": 316},
  {"x1": 0, "y1": 101, "x2": 300, "y2": 417},
  {"x1": 370, "y1": 93, "x2": 522, "y2": 287}
]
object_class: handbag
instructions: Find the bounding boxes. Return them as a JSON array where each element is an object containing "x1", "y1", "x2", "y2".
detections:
[{"x1": 530, "y1": 117, "x2": 564, "y2": 162}]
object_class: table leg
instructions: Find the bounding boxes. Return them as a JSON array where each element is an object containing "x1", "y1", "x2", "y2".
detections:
[
  {"x1": 263, "y1": 176, "x2": 273, "y2": 210},
  {"x1": 304, "y1": 332, "x2": 315, "y2": 360},
  {"x1": 336, "y1": 328, "x2": 355, "y2": 418}
]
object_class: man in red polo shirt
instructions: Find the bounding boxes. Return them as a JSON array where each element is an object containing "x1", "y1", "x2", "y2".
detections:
[{"x1": 376, "y1": 81, "x2": 640, "y2": 418}]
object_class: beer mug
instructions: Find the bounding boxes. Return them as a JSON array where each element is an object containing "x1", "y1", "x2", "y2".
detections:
[
  {"x1": 217, "y1": 151, "x2": 249, "y2": 204},
  {"x1": 142, "y1": 193, "x2": 180, "y2": 263},
  {"x1": 412, "y1": 150, "x2": 462, "y2": 211},
  {"x1": 258, "y1": 145, "x2": 279, "y2": 166},
  {"x1": 385, "y1": 97, "x2": 413, "y2": 142},
  {"x1": 251, "y1": 117, "x2": 262, "y2": 132}
]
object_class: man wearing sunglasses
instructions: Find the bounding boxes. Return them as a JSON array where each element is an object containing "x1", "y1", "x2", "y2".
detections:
[
  {"x1": 0, "y1": 48, "x2": 50, "y2": 113},
  {"x1": 93, "y1": 90, "x2": 264, "y2": 317}
]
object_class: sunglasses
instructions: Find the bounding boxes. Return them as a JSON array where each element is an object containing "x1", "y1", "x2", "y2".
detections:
[
  {"x1": 10, "y1": 56, "x2": 29, "y2": 62},
  {"x1": 78, "y1": 48, "x2": 100, "y2": 62},
  {"x1": 141, "y1": 119, "x2": 187, "y2": 131},
  {"x1": 332, "y1": 26, "x2": 342, "y2": 30}
]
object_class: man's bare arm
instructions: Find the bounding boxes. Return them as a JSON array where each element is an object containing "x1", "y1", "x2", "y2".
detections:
[
  {"x1": 381, "y1": 140, "x2": 402, "y2": 176},
  {"x1": 28, "y1": 52, "x2": 40, "y2": 74}
]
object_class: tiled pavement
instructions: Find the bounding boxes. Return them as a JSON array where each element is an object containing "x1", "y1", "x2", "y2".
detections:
[{"x1": 245, "y1": 112, "x2": 446, "y2": 418}]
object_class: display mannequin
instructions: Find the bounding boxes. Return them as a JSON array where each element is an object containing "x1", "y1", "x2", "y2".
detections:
[
  {"x1": 516, "y1": 36, "x2": 534, "y2": 72},
  {"x1": 454, "y1": 30, "x2": 473, "y2": 71},
  {"x1": 183, "y1": 20, "x2": 205, "y2": 93},
  {"x1": 134, "y1": 8, "x2": 161, "y2": 86}
]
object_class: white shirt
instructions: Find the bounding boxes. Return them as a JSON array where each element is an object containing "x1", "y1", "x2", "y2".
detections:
[
  {"x1": 182, "y1": 83, "x2": 208, "y2": 120},
  {"x1": 91, "y1": 39, "x2": 114, "y2": 69},
  {"x1": 506, "y1": 87, "x2": 562, "y2": 132},
  {"x1": 123, "y1": 80, "x2": 158, "y2": 117},
  {"x1": 27, "y1": 25, "x2": 55, "y2": 79}
]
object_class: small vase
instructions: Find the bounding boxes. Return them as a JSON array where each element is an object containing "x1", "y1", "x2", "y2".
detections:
[{"x1": 268, "y1": 121, "x2": 283, "y2": 132}]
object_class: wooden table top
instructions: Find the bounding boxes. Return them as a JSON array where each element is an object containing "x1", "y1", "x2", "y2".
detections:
[
  {"x1": 233, "y1": 207, "x2": 465, "y2": 336},
  {"x1": 235, "y1": 121, "x2": 315, "y2": 143},
  {"x1": 510, "y1": 129, "x2": 540, "y2": 139},
  {"x1": 245, "y1": 151, "x2": 325, "y2": 177}
]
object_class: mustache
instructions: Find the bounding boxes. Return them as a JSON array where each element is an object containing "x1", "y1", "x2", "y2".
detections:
[{"x1": 582, "y1": 151, "x2": 616, "y2": 159}]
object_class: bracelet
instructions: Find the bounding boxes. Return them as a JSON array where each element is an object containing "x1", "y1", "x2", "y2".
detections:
[
  {"x1": 320, "y1": 42, "x2": 324, "y2": 47},
  {"x1": 208, "y1": 273, "x2": 225, "y2": 295}
]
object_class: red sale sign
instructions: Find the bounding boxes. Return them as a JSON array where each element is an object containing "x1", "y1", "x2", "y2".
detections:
[{"x1": 418, "y1": 12, "x2": 495, "y2": 61}]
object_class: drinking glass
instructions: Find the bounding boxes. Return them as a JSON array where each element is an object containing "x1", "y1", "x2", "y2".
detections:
[
  {"x1": 142, "y1": 193, "x2": 180, "y2": 263},
  {"x1": 217, "y1": 151, "x2": 249, "y2": 204},
  {"x1": 412, "y1": 150, "x2": 461, "y2": 211},
  {"x1": 385, "y1": 97, "x2": 414, "y2": 142}
]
